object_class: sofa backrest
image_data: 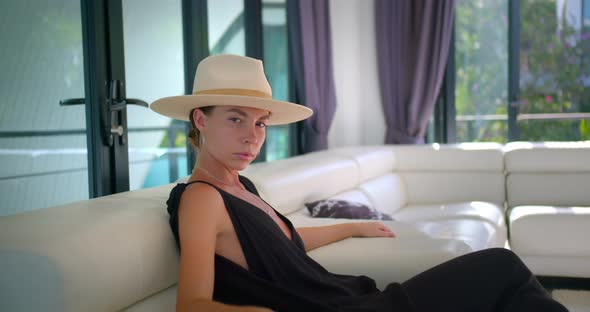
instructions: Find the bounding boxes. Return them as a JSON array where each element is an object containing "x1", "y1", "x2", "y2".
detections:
[
  {"x1": 0, "y1": 184, "x2": 179, "y2": 312},
  {"x1": 242, "y1": 151, "x2": 360, "y2": 215},
  {"x1": 243, "y1": 144, "x2": 507, "y2": 216},
  {"x1": 505, "y1": 142, "x2": 590, "y2": 207},
  {"x1": 392, "y1": 143, "x2": 506, "y2": 206},
  {"x1": 328, "y1": 146, "x2": 406, "y2": 215},
  {"x1": 327, "y1": 146, "x2": 396, "y2": 182}
]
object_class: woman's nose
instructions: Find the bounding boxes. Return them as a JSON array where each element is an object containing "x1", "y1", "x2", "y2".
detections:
[{"x1": 242, "y1": 125, "x2": 260, "y2": 144}]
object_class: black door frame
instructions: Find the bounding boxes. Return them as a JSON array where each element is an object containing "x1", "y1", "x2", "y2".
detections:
[
  {"x1": 81, "y1": 0, "x2": 129, "y2": 197},
  {"x1": 182, "y1": 0, "x2": 210, "y2": 172},
  {"x1": 81, "y1": 0, "x2": 289, "y2": 196},
  {"x1": 507, "y1": 0, "x2": 520, "y2": 141}
]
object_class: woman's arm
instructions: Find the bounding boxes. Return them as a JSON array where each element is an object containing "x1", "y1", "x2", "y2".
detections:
[
  {"x1": 176, "y1": 184, "x2": 272, "y2": 312},
  {"x1": 296, "y1": 222, "x2": 395, "y2": 252}
]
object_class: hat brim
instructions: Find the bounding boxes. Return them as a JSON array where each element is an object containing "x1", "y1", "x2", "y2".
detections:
[{"x1": 150, "y1": 94, "x2": 313, "y2": 126}]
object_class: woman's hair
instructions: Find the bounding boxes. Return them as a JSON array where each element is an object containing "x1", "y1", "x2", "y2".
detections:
[{"x1": 188, "y1": 106, "x2": 214, "y2": 150}]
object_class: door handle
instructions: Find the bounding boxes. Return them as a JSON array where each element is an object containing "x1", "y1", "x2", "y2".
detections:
[
  {"x1": 59, "y1": 98, "x2": 85, "y2": 106},
  {"x1": 59, "y1": 80, "x2": 148, "y2": 146}
]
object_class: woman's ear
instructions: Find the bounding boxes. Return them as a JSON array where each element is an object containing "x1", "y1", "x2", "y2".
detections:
[{"x1": 193, "y1": 108, "x2": 207, "y2": 131}]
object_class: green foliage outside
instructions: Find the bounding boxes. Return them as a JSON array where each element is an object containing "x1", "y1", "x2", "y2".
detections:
[
  {"x1": 159, "y1": 120, "x2": 187, "y2": 148},
  {"x1": 456, "y1": 0, "x2": 589, "y2": 142},
  {"x1": 456, "y1": 0, "x2": 509, "y2": 142}
]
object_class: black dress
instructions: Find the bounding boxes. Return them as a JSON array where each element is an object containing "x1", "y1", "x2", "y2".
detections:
[{"x1": 166, "y1": 175, "x2": 416, "y2": 312}]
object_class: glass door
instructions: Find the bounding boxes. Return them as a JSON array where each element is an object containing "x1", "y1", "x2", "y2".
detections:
[
  {"x1": 122, "y1": 0, "x2": 187, "y2": 190},
  {"x1": 208, "y1": 0, "x2": 246, "y2": 55},
  {"x1": 514, "y1": 0, "x2": 590, "y2": 141},
  {"x1": 0, "y1": 0, "x2": 290, "y2": 214},
  {"x1": 454, "y1": 0, "x2": 509, "y2": 143},
  {"x1": 0, "y1": 0, "x2": 183, "y2": 215},
  {"x1": 86, "y1": 0, "x2": 190, "y2": 192},
  {"x1": 0, "y1": 0, "x2": 89, "y2": 216},
  {"x1": 262, "y1": 0, "x2": 292, "y2": 161}
]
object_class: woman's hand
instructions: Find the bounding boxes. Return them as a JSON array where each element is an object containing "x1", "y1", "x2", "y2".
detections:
[
  {"x1": 297, "y1": 222, "x2": 396, "y2": 252},
  {"x1": 352, "y1": 222, "x2": 396, "y2": 238}
]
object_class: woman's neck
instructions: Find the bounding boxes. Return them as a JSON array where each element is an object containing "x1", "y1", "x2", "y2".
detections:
[{"x1": 193, "y1": 152, "x2": 241, "y2": 188}]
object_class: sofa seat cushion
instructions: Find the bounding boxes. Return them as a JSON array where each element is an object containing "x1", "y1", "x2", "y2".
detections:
[
  {"x1": 517, "y1": 255, "x2": 590, "y2": 278},
  {"x1": 509, "y1": 205, "x2": 590, "y2": 277},
  {"x1": 306, "y1": 236, "x2": 472, "y2": 289},
  {"x1": 509, "y1": 206, "x2": 590, "y2": 257},
  {"x1": 412, "y1": 219, "x2": 506, "y2": 251},
  {"x1": 392, "y1": 202, "x2": 505, "y2": 229}
]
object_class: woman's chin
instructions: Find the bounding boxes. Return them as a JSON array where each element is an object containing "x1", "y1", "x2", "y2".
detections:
[{"x1": 230, "y1": 160, "x2": 253, "y2": 171}]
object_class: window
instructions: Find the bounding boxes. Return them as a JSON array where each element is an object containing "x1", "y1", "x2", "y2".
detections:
[
  {"x1": 208, "y1": 0, "x2": 246, "y2": 55},
  {"x1": 0, "y1": 0, "x2": 89, "y2": 216},
  {"x1": 207, "y1": 0, "x2": 294, "y2": 161},
  {"x1": 454, "y1": 0, "x2": 509, "y2": 142},
  {"x1": 122, "y1": 0, "x2": 186, "y2": 189},
  {"x1": 447, "y1": 0, "x2": 590, "y2": 143},
  {"x1": 518, "y1": 0, "x2": 590, "y2": 141},
  {"x1": 262, "y1": 0, "x2": 292, "y2": 161}
]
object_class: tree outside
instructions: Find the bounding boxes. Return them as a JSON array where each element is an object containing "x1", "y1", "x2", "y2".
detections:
[
  {"x1": 519, "y1": 0, "x2": 590, "y2": 141},
  {"x1": 455, "y1": 0, "x2": 589, "y2": 142},
  {"x1": 455, "y1": 0, "x2": 509, "y2": 143}
]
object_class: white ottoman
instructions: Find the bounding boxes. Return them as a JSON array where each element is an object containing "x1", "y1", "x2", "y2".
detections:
[{"x1": 509, "y1": 205, "x2": 590, "y2": 278}]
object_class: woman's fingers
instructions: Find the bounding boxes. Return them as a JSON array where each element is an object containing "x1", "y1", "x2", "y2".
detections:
[
  {"x1": 357, "y1": 222, "x2": 395, "y2": 238},
  {"x1": 379, "y1": 226, "x2": 395, "y2": 237}
]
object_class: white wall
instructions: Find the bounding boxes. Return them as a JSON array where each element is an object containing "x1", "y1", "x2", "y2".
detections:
[{"x1": 328, "y1": 0, "x2": 386, "y2": 148}]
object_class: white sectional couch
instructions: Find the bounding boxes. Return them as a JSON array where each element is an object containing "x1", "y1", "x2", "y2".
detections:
[
  {"x1": 504, "y1": 142, "x2": 590, "y2": 279},
  {"x1": 241, "y1": 144, "x2": 507, "y2": 288},
  {"x1": 1, "y1": 142, "x2": 588, "y2": 312}
]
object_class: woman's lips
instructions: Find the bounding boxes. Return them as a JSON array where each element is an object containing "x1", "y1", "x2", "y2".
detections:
[{"x1": 235, "y1": 153, "x2": 254, "y2": 160}]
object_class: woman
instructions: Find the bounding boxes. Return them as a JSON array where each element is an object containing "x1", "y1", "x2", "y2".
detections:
[{"x1": 151, "y1": 54, "x2": 568, "y2": 312}]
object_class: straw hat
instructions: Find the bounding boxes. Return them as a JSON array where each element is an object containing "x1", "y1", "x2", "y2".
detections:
[{"x1": 150, "y1": 54, "x2": 313, "y2": 125}]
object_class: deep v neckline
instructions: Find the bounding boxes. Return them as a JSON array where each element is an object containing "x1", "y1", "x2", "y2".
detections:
[{"x1": 184, "y1": 178, "x2": 296, "y2": 243}]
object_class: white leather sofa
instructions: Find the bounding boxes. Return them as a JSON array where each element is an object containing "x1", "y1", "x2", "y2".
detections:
[
  {"x1": 241, "y1": 144, "x2": 507, "y2": 288},
  {"x1": 504, "y1": 142, "x2": 590, "y2": 279},
  {"x1": 1, "y1": 142, "x2": 588, "y2": 312}
]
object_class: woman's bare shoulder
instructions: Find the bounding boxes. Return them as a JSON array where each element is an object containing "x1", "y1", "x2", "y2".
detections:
[
  {"x1": 180, "y1": 182, "x2": 223, "y2": 212},
  {"x1": 176, "y1": 182, "x2": 226, "y2": 304}
]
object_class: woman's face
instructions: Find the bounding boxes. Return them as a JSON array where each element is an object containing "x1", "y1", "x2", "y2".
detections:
[{"x1": 195, "y1": 105, "x2": 270, "y2": 171}]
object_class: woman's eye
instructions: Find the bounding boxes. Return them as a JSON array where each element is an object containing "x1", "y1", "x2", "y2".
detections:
[
  {"x1": 229, "y1": 118, "x2": 241, "y2": 123},
  {"x1": 257, "y1": 122, "x2": 267, "y2": 128}
]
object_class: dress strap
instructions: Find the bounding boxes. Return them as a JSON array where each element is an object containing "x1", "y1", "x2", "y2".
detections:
[
  {"x1": 184, "y1": 176, "x2": 255, "y2": 194},
  {"x1": 184, "y1": 179, "x2": 216, "y2": 187}
]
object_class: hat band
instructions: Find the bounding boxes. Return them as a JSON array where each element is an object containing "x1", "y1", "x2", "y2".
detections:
[{"x1": 194, "y1": 88, "x2": 272, "y2": 99}]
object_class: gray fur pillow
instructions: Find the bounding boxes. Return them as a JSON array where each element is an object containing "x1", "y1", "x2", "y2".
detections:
[{"x1": 304, "y1": 199, "x2": 394, "y2": 220}]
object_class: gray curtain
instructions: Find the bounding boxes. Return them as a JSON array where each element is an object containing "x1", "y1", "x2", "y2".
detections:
[
  {"x1": 288, "y1": 0, "x2": 336, "y2": 152},
  {"x1": 375, "y1": 0, "x2": 455, "y2": 144}
]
